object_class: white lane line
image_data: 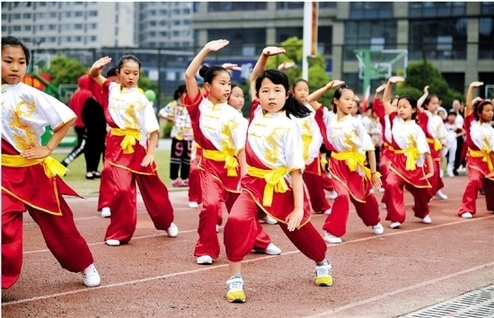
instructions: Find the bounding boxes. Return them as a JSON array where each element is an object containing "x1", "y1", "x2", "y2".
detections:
[
  {"x1": 6, "y1": 215, "x2": 493, "y2": 306},
  {"x1": 304, "y1": 262, "x2": 494, "y2": 318}
]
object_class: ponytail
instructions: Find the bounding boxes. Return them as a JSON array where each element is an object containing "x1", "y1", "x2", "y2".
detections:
[{"x1": 284, "y1": 95, "x2": 312, "y2": 118}]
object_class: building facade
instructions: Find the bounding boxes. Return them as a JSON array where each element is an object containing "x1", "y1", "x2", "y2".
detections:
[{"x1": 192, "y1": 1, "x2": 494, "y2": 96}]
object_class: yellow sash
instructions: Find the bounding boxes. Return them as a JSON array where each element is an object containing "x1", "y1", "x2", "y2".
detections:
[
  {"x1": 469, "y1": 148, "x2": 494, "y2": 172},
  {"x1": 247, "y1": 165, "x2": 289, "y2": 207},
  {"x1": 426, "y1": 138, "x2": 442, "y2": 151},
  {"x1": 110, "y1": 128, "x2": 141, "y2": 154},
  {"x1": 1, "y1": 154, "x2": 67, "y2": 178},
  {"x1": 393, "y1": 147, "x2": 420, "y2": 171},
  {"x1": 302, "y1": 135, "x2": 311, "y2": 161},
  {"x1": 331, "y1": 151, "x2": 372, "y2": 180},
  {"x1": 202, "y1": 149, "x2": 238, "y2": 177},
  {"x1": 320, "y1": 155, "x2": 328, "y2": 167}
]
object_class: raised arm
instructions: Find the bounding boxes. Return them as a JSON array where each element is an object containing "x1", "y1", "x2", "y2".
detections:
[
  {"x1": 383, "y1": 76, "x2": 405, "y2": 115},
  {"x1": 306, "y1": 80, "x2": 345, "y2": 110},
  {"x1": 249, "y1": 46, "x2": 286, "y2": 99},
  {"x1": 184, "y1": 39, "x2": 230, "y2": 101},
  {"x1": 465, "y1": 81, "x2": 484, "y2": 117},
  {"x1": 89, "y1": 56, "x2": 112, "y2": 87},
  {"x1": 277, "y1": 61, "x2": 296, "y2": 72},
  {"x1": 417, "y1": 85, "x2": 429, "y2": 111}
]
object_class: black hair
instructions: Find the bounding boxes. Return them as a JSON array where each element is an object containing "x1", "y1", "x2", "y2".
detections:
[
  {"x1": 474, "y1": 99, "x2": 493, "y2": 122},
  {"x1": 117, "y1": 54, "x2": 141, "y2": 70},
  {"x1": 198, "y1": 65, "x2": 230, "y2": 84},
  {"x1": 1, "y1": 36, "x2": 31, "y2": 65},
  {"x1": 106, "y1": 66, "x2": 118, "y2": 77},
  {"x1": 331, "y1": 85, "x2": 354, "y2": 114},
  {"x1": 292, "y1": 79, "x2": 309, "y2": 91},
  {"x1": 173, "y1": 84, "x2": 187, "y2": 100},
  {"x1": 423, "y1": 94, "x2": 439, "y2": 110},
  {"x1": 255, "y1": 69, "x2": 311, "y2": 119},
  {"x1": 397, "y1": 95, "x2": 418, "y2": 120}
]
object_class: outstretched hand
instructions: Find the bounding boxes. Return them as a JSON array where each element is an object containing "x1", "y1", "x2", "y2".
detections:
[
  {"x1": 262, "y1": 46, "x2": 286, "y2": 56},
  {"x1": 375, "y1": 84, "x2": 387, "y2": 94},
  {"x1": 91, "y1": 56, "x2": 112, "y2": 72},
  {"x1": 205, "y1": 39, "x2": 230, "y2": 52},
  {"x1": 423, "y1": 85, "x2": 429, "y2": 94},
  {"x1": 326, "y1": 80, "x2": 345, "y2": 89},
  {"x1": 388, "y1": 76, "x2": 405, "y2": 84},
  {"x1": 469, "y1": 81, "x2": 484, "y2": 88},
  {"x1": 222, "y1": 63, "x2": 242, "y2": 71},
  {"x1": 278, "y1": 61, "x2": 296, "y2": 71}
]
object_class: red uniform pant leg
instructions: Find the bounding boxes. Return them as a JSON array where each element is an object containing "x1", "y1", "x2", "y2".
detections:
[
  {"x1": 97, "y1": 159, "x2": 115, "y2": 211},
  {"x1": 322, "y1": 178, "x2": 350, "y2": 237},
  {"x1": 103, "y1": 165, "x2": 138, "y2": 244},
  {"x1": 194, "y1": 170, "x2": 224, "y2": 259},
  {"x1": 405, "y1": 183, "x2": 431, "y2": 219},
  {"x1": 136, "y1": 172, "x2": 174, "y2": 231},
  {"x1": 321, "y1": 172, "x2": 334, "y2": 192},
  {"x1": 188, "y1": 157, "x2": 202, "y2": 204},
  {"x1": 384, "y1": 170, "x2": 407, "y2": 223},
  {"x1": 224, "y1": 191, "x2": 268, "y2": 262},
  {"x1": 28, "y1": 197, "x2": 94, "y2": 273},
  {"x1": 279, "y1": 222, "x2": 327, "y2": 263},
  {"x1": 304, "y1": 173, "x2": 331, "y2": 213},
  {"x1": 1, "y1": 192, "x2": 24, "y2": 289},
  {"x1": 483, "y1": 178, "x2": 494, "y2": 212},
  {"x1": 351, "y1": 193, "x2": 381, "y2": 227},
  {"x1": 458, "y1": 168, "x2": 484, "y2": 215}
]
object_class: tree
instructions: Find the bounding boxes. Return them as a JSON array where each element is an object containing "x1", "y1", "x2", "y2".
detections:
[
  {"x1": 263, "y1": 37, "x2": 333, "y2": 107},
  {"x1": 49, "y1": 56, "x2": 87, "y2": 87},
  {"x1": 138, "y1": 75, "x2": 158, "y2": 92},
  {"x1": 395, "y1": 61, "x2": 464, "y2": 108}
]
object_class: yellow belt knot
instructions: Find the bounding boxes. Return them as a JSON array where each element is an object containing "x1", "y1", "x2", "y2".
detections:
[
  {"x1": 202, "y1": 149, "x2": 238, "y2": 177},
  {"x1": 1, "y1": 154, "x2": 67, "y2": 178},
  {"x1": 110, "y1": 128, "x2": 141, "y2": 154},
  {"x1": 469, "y1": 148, "x2": 494, "y2": 172},
  {"x1": 331, "y1": 151, "x2": 372, "y2": 180},
  {"x1": 247, "y1": 166, "x2": 289, "y2": 207},
  {"x1": 394, "y1": 147, "x2": 420, "y2": 171},
  {"x1": 426, "y1": 138, "x2": 442, "y2": 151},
  {"x1": 302, "y1": 134, "x2": 312, "y2": 161}
]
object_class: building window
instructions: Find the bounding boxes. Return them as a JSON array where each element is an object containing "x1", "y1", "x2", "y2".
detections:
[
  {"x1": 319, "y1": 26, "x2": 333, "y2": 55},
  {"x1": 160, "y1": 31, "x2": 168, "y2": 37},
  {"x1": 36, "y1": 13, "x2": 46, "y2": 19},
  {"x1": 48, "y1": 24, "x2": 57, "y2": 31},
  {"x1": 159, "y1": 9, "x2": 167, "y2": 15},
  {"x1": 149, "y1": 21, "x2": 157, "y2": 26},
  {"x1": 88, "y1": 11, "x2": 98, "y2": 17},
  {"x1": 183, "y1": 30, "x2": 191, "y2": 37},
  {"x1": 74, "y1": 24, "x2": 83, "y2": 30},
  {"x1": 173, "y1": 9, "x2": 180, "y2": 14},
  {"x1": 63, "y1": 36, "x2": 71, "y2": 43},
  {"x1": 344, "y1": 21, "x2": 397, "y2": 60},
  {"x1": 276, "y1": 27, "x2": 303, "y2": 43},
  {"x1": 23, "y1": 25, "x2": 32, "y2": 31},
  {"x1": 173, "y1": 20, "x2": 180, "y2": 26},
  {"x1": 149, "y1": 31, "x2": 156, "y2": 37},
  {"x1": 349, "y1": 2, "x2": 393, "y2": 19},
  {"x1": 172, "y1": 31, "x2": 180, "y2": 37},
  {"x1": 319, "y1": 2, "x2": 337, "y2": 8},
  {"x1": 481, "y1": 2, "x2": 494, "y2": 15},
  {"x1": 277, "y1": 2, "x2": 304, "y2": 9},
  {"x1": 208, "y1": 2, "x2": 267, "y2": 11},
  {"x1": 408, "y1": 18, "x2": 467, "y2": 60},
  {"x1": 47, "y1": 37, "x2": 57, "y2": 43},
  {"x1": 75, "y1": 11, "x2": 83, "y2": 17},
  {"x1": 74, "y1": 36, "x2": 83, "y2": 42},
  {"x1": 64, "y1": 12, "x2": 71, "y2": 18},
  {"x1": 37, "y1": 25, "x2": 45, "y2": 31},
  {"x1": 479, "y1": 18, "x2": 494, "y2": 59},
  {"x1": 49, "y1": 12, "x2": 57, "y2": 18},
  {"x1": 12, "y1": 26, "x2": 21, "y2": 32},
  {"x1": 23, "y1": 13, "x2": 32, "y2": 19},
  {"x1": 409, "y1": 2, "x2": 466, "y2": 18},
  {"x1": 208, "y1": 28, "x2": 266, "y2": 56},
  {"x1": 159, "y1": 20, "x2": 167, "y2": 26},
  {"x1": 150, "y1": 10, "x2": 156, "y2": 16},
  {"x1": 183, "y1": 8, "x2": 190, "y2": 14},
  {"x1": 1, "y1": 26, "x2": 7, "y2": 32},
  {"x1": 62, "y1": 24, "x2": 72, "y2": 30},
  {"x1": 89, "y1": 36, "x2": 97, "y2": 42},
  {"x1": 88, "y1": 23, "x2": 97, "y2": 30},
  {"x1": 193, "y1": 2, "x2": 201, "y2": 13},
  {"x1": 442, "y1": 73, "x2": 465, "y2": 93}
]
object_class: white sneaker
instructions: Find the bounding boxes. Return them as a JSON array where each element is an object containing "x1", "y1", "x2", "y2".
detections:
[
  {"x1": 461, "y1": 212, "x2": 473, "y2": 218},
  {"x1": 82, "y1": 264, "x2": 100, "y2": 287},
  {"x1": 369, "y1": 188, "x2": 375, "y2": 194},
  {"x1": 166, "y1": 222, "x2": 179, "y2": 237},
  {"x1": 105, "y1": 239, "x2": 120, "y2": 246},
  {"x1": 421, "y1": 215, "x2": 432, "y2": 224},
  {"x1": 261, "y1": 215, "x2": 278, "y2": 225},
  {"x1": 323, "y1": 231, "x2": 342, "y2": 244},
  {"x1": 188, "y1": 201, "x2": 199, "y2": 208},
  {"x1": 372, "y1": 223, "x2": 384, "y2": 235},
  {"x1": 390, "y1": 222, "x2": 401, "y2": 229},
  {"x1": 435, "y1": 191, "x2": 448, "y2": 200},
  {"x1": 197, "y1": 255, "x2": 213, "y2": 265},
  {"x1": 379, "y1": 187, "x2": 385, "y2": 193},
  {"x1": 323, "y1": 208, "x2": 332, "y2": 215},
  {"x1": 328, "y1": 190, "x2": 338, "y2": 200},
  {"x1": 315, "y1": 261, "x2": 333, "y2": 287},
  {"x1": 100, "y1": 207, "x2": 111, "y2": 218},
  {"x1": 226, "y1": 276, "x2": 246, "y2": 303},
  {"x1": 439, "y1": 170, "x2": 444, "y2": 178},
  {"x1": 254, "y1": 242, "x2": 281, "y2": 255}
]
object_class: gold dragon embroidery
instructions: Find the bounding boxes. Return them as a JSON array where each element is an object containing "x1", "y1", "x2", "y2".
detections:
[
  {"x1": 220, "y1": 119, "x2": 238, "y2": 153},
  {"x1": 265, "y1": 126, "x2": 290, "y2": 164},
  {"x1": 9, "y1": 99, "x2": 37, "y2": 151}
]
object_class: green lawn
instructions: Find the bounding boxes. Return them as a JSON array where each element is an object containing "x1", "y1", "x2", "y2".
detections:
[{"x1": 51, "y1": 150, "x2": 173, "y2": 196}]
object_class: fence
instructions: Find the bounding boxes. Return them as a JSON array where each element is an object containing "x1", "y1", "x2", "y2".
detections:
[{"x1": 31, "y1": 42, "x2": 494, "y2": 110}]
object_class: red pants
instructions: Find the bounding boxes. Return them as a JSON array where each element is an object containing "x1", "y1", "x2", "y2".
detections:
[
  {"x1": 195, "y1": 170, "x2": 271, "y2": 259},
  {"x1": 322, "y1": 177, "x2": 380, "y2": 238},
  {"x1": 380, "y1": 154, "x2": 390, "y2": 205},
  {"x1": 428, "y1": 160, "x2": 445, "y2": 197},
  {"x1": 103, "y1": 162, "x2": 174, "y2": 244},
  {"x1": 304, "y1": 173, "x2": 331, "y2": 213},
  {"x1": 2, "y1": 192, "x2": 94, "y2": 289},
  {"x1": 224, "y1": 191, "x2": 327, "y2": 263},
  {"x1": 321, "y1": 173, "x2": 334, "y2": 192},
  {"x1": 188, "y1": 157, "x2": 202, "y2": 204},
  {"x1": 458, "y1": 169, "x2": 494, "y2": 215},
  {"x1": 385, "y1": 171, "x2": 430, "y2": 223}
]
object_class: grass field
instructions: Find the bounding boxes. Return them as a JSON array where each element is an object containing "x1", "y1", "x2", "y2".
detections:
[{"x1": 51, "y1": 150, "x2": 173, "y2": 196}]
